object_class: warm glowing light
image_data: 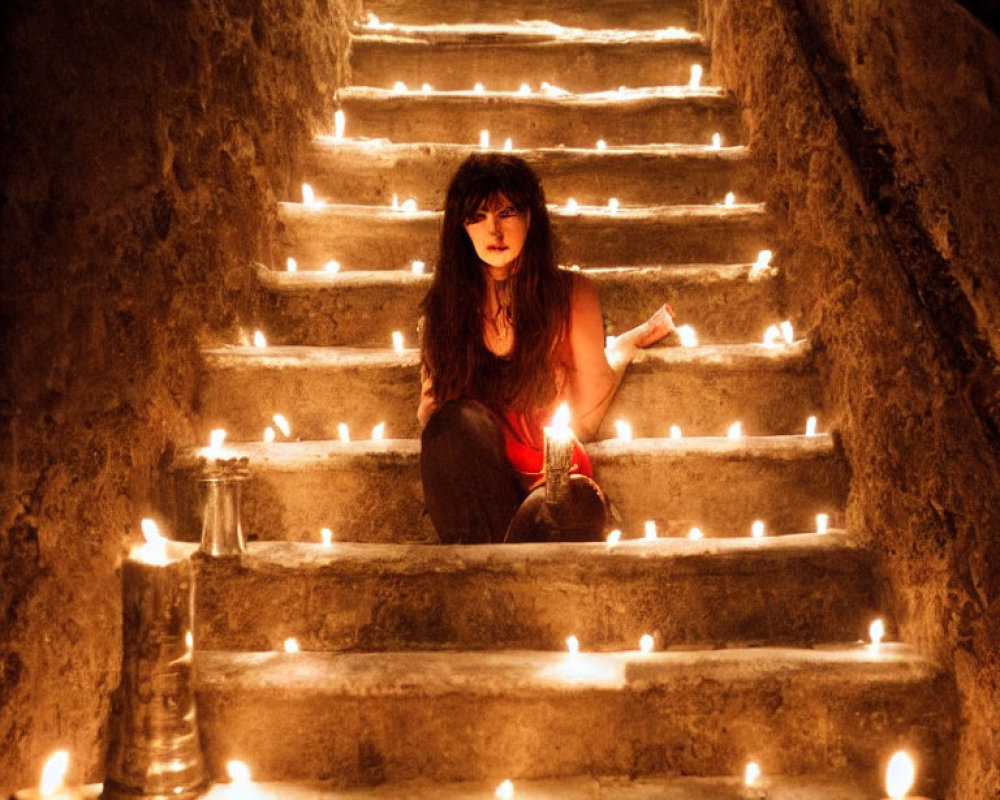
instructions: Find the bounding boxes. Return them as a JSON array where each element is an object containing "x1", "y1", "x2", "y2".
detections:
[
  {"x1": 565, "y1": 198, "x2": 579, "y2": 214},
  {"x1": 495, "y1": 779, "x2": 515, "y2": 800},
  {"x1": 209, "y1": 429, "x2": 227, "y2": 452},
  {"x1": 689, "y1": 63, "x2": 703, "y2": 89},
  {"x1": 185, "y1": 631, "x2": 194, "y2": 649},
  {"x1": 688, "y1": 527, "x2": 703, "y2": 540},
  {"x1": 324, "y1": 260, "x2": 341, "y2": 273},
  {"x1": 566, "y1": 635, "x2": 580, "y2": 654},
  {"x1": 615, "y1": 420, "x2": 633, "y2": 442},
  {"x1": 596, "y1": 139, "x2": 607, "y2": 150},
  {"x1": 480, "y1": 130, "x2": 490, "y2": 149},
  {"x1": 644, "y1": 520, "x2": 657, "y2": 540},
  {"x1": 321, "y1": 527, "x2": 333, "y2": 546},
  {"x1": 40, "y1": 751, "x2": 70, "y2": 797},
  {"x1": 286, "y1": 257, "x2": 297, "y2": 272},
  {"x1": 607, "y1": 529, "x2": 622, "y2": 545},
  {"x1": 391, "y1": 194, "x2": 399, "y2": 210},
  {"x1": 724, "y1": 192, "x2": 735, "y2": 206},
  {"x1": 749, "y1": 249, "x2": 773, "y2": 280},
  {"x1": 392, "y1": 331, "x2": 404, "y2": 352},
  {"x1": 670, "y1": 425, "x2": 682, "y2": 439},
  {"x1": 870, "y1": 618, "x2": 886, "y2": 646},
  {"x1": 551, "y1": 402, "x2": 571, "y2": 431},
  {"x1": 780, "y1": 320, "x2": 794, "y2": 344},
  {"x1": 371, "y1": 422, "x2": 385, "y2": 440},
  {"x1": 302, "y1": 183, "x2": 315, "y2": 205},
  {"x1": 263, "y1": 426, "x2": 275, "y2": 443},
  {"x1": 805, "y1": 416, "x2": 818, "y2": 436},
  {"x1": 366, "y1": 12, "x2": 380, "y2": 26},
  {"x1": 227, "y1": 761, "x2": 251, "y2": 783},
  {"x1": 338, "y1": 423, "x2": 350, "y2": 442},
  {"x1": 503, "y1": 138, "x2": 513, "y2": 152},
  {"x1": 639, "y1": 634, "x2": 654, "y2": 653},
  {"x1": 411, "y1": 260, "x2": 425, "y2": 274},
  {"x1": 745, "y1": 762, "x2": 762, "y2": 787},
  {"x1": 253, "y1": 330, "x2": 267, "y2": 348},
  {"x1": 519, "y1": 83, "x2": 531, "y2": 95},
  {"x1": 473, "y1": 82, "x2": 485, "y2": 93},
  {"x1": 711, "y1": 132, "x2": 722, "y2": 149},
  {"x1": 763, "y1": 324, "x2": 782, "y2": 348},
  {"x1": 283, "y1": 637, "x2": 299, "y2": 654},
  {"x1": 816, "y1": 513, "x2": 829, "y2": 534},
  {"x1": 401, "y1": 198, "x2": 417, "y2": 213},
  {"x1": 272, "y1": 413, "x2": 290, "y2": 437},
  {"x1": 752, "y1": 520, "x2": 765, "y2": 538},
  {"x1": 421, "y1": 83, "x2": 432, "y2": 93},
  {"x1": 334, "y1": 109, "x2": 345, "y2": 140},
  {"x1": 886, "y1": 751, "x2": 915, "y2": 800},
  {"x1": 727, "y1": 421, "x2": 743, "y2": 439},
  {"x1": 608, "y1": 197, "x2": 619, "y2": 213},
  {"x1": 392, "y1": 81, "x2": 407, "y2": 93},
  {"x1": 141, "y1": 518, "x2": 161, "y2": 544},
  {"x1": 542, "y1": 81, "x2": 567, "y2": 97},
  {"x1": 677, "y1": 324, "x2": 698, "y2": 347}
]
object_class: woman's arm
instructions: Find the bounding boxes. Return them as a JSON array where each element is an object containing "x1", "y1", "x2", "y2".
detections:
[
  {"x1": 566, "y1": 273, "x2": 676, "y2": 441},
  {"x1": 417, "y1": 363, "x2": 437, "y2": 429}
]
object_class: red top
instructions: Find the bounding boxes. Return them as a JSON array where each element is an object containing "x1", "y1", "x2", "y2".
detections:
[{"x1": 498, "y1": 409, "x2": 593, "y2": 484}]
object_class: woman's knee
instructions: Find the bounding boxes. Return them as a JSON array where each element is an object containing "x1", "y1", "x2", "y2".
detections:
[{"x1": 422, "y1": 398, "x2": 500, "y2": 448}]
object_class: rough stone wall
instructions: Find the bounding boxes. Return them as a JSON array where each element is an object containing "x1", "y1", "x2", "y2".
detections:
[
  {"x1": 0, "y1": 0, "x2": 354, "y2": 788},
  {"x1": 701, "y1": 0, "x2": 1000, "y2": 796}
]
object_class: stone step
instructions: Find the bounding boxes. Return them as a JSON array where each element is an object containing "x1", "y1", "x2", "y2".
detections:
[
  {"x1": 162, "y1": 436, "x2": 848, "y2": 544},
  {"x1": 302, "y1": 139, "x2": 756, "y2": 207},
  {"x1": 362, "y1": 0, "x2": 700, "y2": 31},
  {"x1": 198, "y1": 342, "x2": 821, "y2": 443},
  {"x1": 254, "y1": 263, "x2": 782, "y2": 347},
  {"x1": 339, "y1": 86, "x2": 741, "y2": 147},
  {"x1": 193, "y1": 645, "x2": 952, "y2": 788},
  {"x1": 194, "y1": 533, "x2": 878, "y2": 652},
  {"x1": 350, "y1": 26, "x2": 711, "y2": 95},
  {"x1": 278, "y1": 202, "x2": 771, "y2": 271}
]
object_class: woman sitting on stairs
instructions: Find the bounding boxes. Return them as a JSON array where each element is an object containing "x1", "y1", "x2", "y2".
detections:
[{"x1": 418, "y1": 153, "x2": 676, "y2": 544}]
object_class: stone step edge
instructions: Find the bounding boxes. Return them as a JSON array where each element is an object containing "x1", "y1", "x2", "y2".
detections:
[
  {"x1": 351, "y1": 23, "x2": 706, "y2": 46},
  {"x1": 339, "y1": 84, "x2": 732, "y2": 105},
  {"x1": 194, "y1": 644, "x2": 940, "y2": 696}
]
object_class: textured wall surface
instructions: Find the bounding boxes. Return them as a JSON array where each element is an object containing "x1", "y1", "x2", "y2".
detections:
[
  {"x1": 0, "y1": 0, "x2": 353, "y2": 788},
  {"x1": 702, "y1": 0, "x2": 1000, "y2": 796}
]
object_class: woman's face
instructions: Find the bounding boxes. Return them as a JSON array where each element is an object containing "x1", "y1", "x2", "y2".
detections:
[{"x1": 463, "y1": 194, "x2": 530, "y2": 280}]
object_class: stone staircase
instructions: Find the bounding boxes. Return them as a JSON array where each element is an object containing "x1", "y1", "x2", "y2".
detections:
[{"x1": 175, "y1": 0, "x2": 956, "y2": 795}]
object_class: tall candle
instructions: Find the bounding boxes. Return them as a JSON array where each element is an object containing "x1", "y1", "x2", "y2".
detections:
[{"x1": 543, "y1": 403, "x2": 574, "y2": 506}]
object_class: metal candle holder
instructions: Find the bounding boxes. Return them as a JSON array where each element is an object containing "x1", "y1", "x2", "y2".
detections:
[{"x1": 198, "y1": 457, "x2": 250, "y2": 557}]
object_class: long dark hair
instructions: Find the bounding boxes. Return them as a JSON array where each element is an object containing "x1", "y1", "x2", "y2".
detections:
[{"x1": 420, "y1": 153, "x2": 572, "y2": 416}]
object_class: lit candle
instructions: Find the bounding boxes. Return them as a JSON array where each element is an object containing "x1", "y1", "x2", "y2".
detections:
[
  {"x1": 199, "y1": 433, "x2": 250, "y2": 556},
  {"x1": 263, "y1": 426, "x2": 275, "y2": 443},
  {"x1": 519, "y1": 83, "x2": 531, "y2": 95},
  {"x1": 543, "y1": 403, "x2": 574, "y2": 506},
  {"x1": 324, "y1": 260, "x2": 341, "y2": 273},
  {"x1": 392, "y1": 331, "x2": 404, "y2": 352},
  {"x1": 391, "y1": 194, "x2": 399, "y2": 210},
  {"x1": 411, "y1": 260, "x2": 425, "y2": 274},
  {"x1": 688, "y1": 527, "x2": 703, "y2": 540},
  {"x1": 338, "y1": 423, "x2": 350, "y2": 442},
  {"x1": 608, "y1": 197, "x2": 619, "y2": 213},
  {"x1": 495, "y1": 779, "x2": 515, "y2": 800},
  {"x1": 763, "y1": 324, "x2": 782, "y2": 347},
  {"x1": 205, "y1": 428, "x2": 230, "y2": 459},
  {"x1": 503, "y1": 138, "x2": 513, "y2": 152},
  {"x1": 271, "y1": 414, "x2": 289, "y2": 437},
  {"x1": 103, "y1": 521, "x2": 208, "y2": 800},
  {"x1": 479, "y1": 130, "x2": 490, "y2": 149},
  {"x1": 751, "y1": 520, "x2": 765, "y2": 538},
  {"x1": 639, "y1": 634, "x2": 655, "y2": 653},
  {"x1": 670, "y1": 425, "x2": 682, "y2": 439},
  {"x1": 749, "y1": 249, "x2": 773, "y2": 280},
  {"x1": 886, "y1": 751, "x2": 915, "y2": 800},
  {"x1": 727, "y1": 421, "x2": 743, "y2": 439},
  {"x1": 253, "y1": 330, "x2": 267, "y2": 348},
  {"x1": 596, "y1": 139, "x2": 607, "y2": 150},
  {"x1": 283, "y1": 637, "x2": 300, "y2": 653},
  {"x1": 606, "y1": 529, "x2": 622, "y2": 545},
  {"x1": 421, "y1": 83, "x2": 432, "y2": 93},
  {"x1": 40, "y1": 751, "x2": 70, "y2": 798},
  {"x1": 401, "y1": 198, "x2": 417, "y2": 213},
  {"x1": 711, "y1": 132, "x2": 722, "y2": 149},
  {"x1": 644, "y1": 520, "x2": 657, "y2": 540},
  {"x1": 869, "y1": 618, "x2": 885, "y2": 647},
  {"x1": 473, "y1": 82, "x2": 485, "y2": 93},
  {"x1": 566, "y1": 635, "x2": 580, "y2": 654},
  {"x1": 321, "y1": 527, "x2": 333, "y2": 546},
  {"x1": 614, "y1": 420, "x2": 633, "y2": 441},
  {"x1": 780, "y1": 320, "x2": 794, "y2": 344},
  {"x1": 724, "y1": 192, "x2": 735, "y2": 206},
  {"x1": 565, "y1": 198, "x2": 579, "y2": 214},
  {"x1": 366, "y1": 12, "x2": 380, "y2": 26},
  {"x1": 301, "y1": 183, "x2": 315, "y2": 205},
  {"x1": 816, "y1": 513, "x2": 829, "y2": 534},
  {"x1": 334, "y1": 109, "x2": 345, "y2": 140},
  {"x1": 371, "y1": 422, "x2": 385, "y2": 440},
  {"x1": 227, "y1": 761, "x2": 251, "y2": 784},
  {"x1": 744, "y1": 762, "x2": 762, "y2": 787},
  {"x1": 286, "y1": 257, "x2": 297, "y2": 272},
  {"x1": 392, "y1": 81, "x2": 407, "y2": 93},
  {"x1": 805, "y1": 416, "x2": 817, "y2": 436},
  {"x1": 677, "y1": 324, "x2": 698, "y2": 347},
  {"x1": 689, "y1": 63, "x2": 703, "y2": 89}
]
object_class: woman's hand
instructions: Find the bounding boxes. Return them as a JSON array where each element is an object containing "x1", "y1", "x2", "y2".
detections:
[{"x1": 635, "y1": 302, "x2": 678, "y2": 349}]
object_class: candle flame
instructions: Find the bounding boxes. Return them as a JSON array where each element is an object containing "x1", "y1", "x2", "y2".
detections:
[
  {"x1": 338, "y1": 423, "x2": 350, "y2": 442},
  {"x1": 596, "y1": 139, "x2": 607, "y2": 150},
  {"x1": 391, "y1": 194, "x2": 399, "y2": 210},
  {"x1": 421, "y1": 83, "x2": 432, "y2": 93},
  {"x1": 283, "y1": 637, "x2": 300, "y2": 654},
  {"x1": 565, "y1": 198, "x2": 578, "y2": 214},
  {"x1": 670, "y1": 425, "x2": 683, "y2": 439},
  {"x1": 551, "y1": 402, "x2": 571, "y2": 431},
  {"x1": 606, "y1": 529, "x2": 621, "y2": 545},
  {"x1": 495, "y1": 779, "x2": 515, "y2": 799},
  {"x1": 615, "y1": 420, "x2": 633, "y2": 442},
  {"x1": 480, "y1": 130, "x2": 490, "y2": 149},
  {"x1": 519, "y1": 83, "x2": 531, "y2": 95},
  {"x1": 688, "y1": 527, "x2": 703, "y2": 540},
  {"x1": 209, "y1": 429, "x2": 227, "y2": 451},
  {"x1": 411, "y1": 260, "x2": 425, "y2": 274},
  {"x1": 371, "y1": 422, "x2": 385, "y2": 440},
  {"x1": 689, "y1": 63, "x2": 703, "y2": 89},
  {"x1": 727, "y1": 421, "x2": 743, "y2": 439},
  {"x1": 473, "y1": 82, "x2": 485, "y2": 93},
  {"x1": 272, "y1": 413, "x2": 290, "y2": 437},
  {"x1": 141, "y1": 518, "x2": 162, "y2": 544},
  {"x1": 253, "y1": 330, "x2": 267, "y2": 348},
  {"x1": 805, "y1": 416, "x2": 817, "y2": 436},
  {"x1": 227, "y1": 760, "x2": 251, "y2": 783},
  {"x1": 724, "y1": 192, "x2": 735, "y2": 206},
  {"x1": 639, "y1": 634, "x2": 654, "y2": 653},
  {"x1": 301, "y1": 183, "x2": 315, "y2": 205},
  {"x1": 751, "y1": 520, "x2": 765, "y2": 538},
  {"x1": 503, "y1": 138, "x2": 513, "y2": 152},
  {"x1": 185, "y1": 631, "x2": 194, "y2": 650},
  {"x1": 608, "y1": 197, "x2": 619, "y2": 213},
  {"x1": 763, "y1": 324, "x2": 782, "y2": 348},
  {"x1": 137, "y1": 518, "x2": 168, "y2": 565},
  {"x1": 816, "y1": 513, "x2": 829, "y2": 534},
  {"x1": 870, "y1": 618, "x2": 885, "y2": 646},
  {"x1": 324, "y1": 260, "x2": 341, "y2": 273},
  {"x1": 886, "y1": 751, "x2": 915, "y2": 800},
  {"x1": 644, "y1": 520, "x2": 657, "y2": 540},
  {"x1": 392, "y1": 81, "x2": 407, "y2": 93},
  {"x1": 321, "y1": 527, "x2": 333, "y2": 546},
  {"x1": 366, "y1": 12, "x2": 380, "y2": 26},
  {"x1": 392, "y1": 331, "x2": 404, "y2": 352},
  {"x1": 677, "y1": 324, "x2": 698, "y2": 347},
  {"x1": 401, "y1": 198, "x2": 418, "y2": 213},
  {"x1": 286, "y1": 257, "x2": 297, "y2": 273},
  {"x1": 264, "y1": 426, "x2": 275, "y2": 443},
  {"x1": 40, "y1": 750, "x2": 70, "y2": 797},
  {"x1": 566, "y1": 635, "x2": 579, "y2": 654},
  {"x1": 744, "y1": 762, "x2": 761, "y2": 787},
  {"x1": 334, "y1": 109, "x2": 345, "y2": 140},
  {"x1": 756, "y1": 250, "x2": 773, "y2": 269},
  {"x1": 780, "y1": 320, "x2": 794, "y2": 344},
  {"x1": 711, "y1": 132, "x2": 722, "y2": 149}
]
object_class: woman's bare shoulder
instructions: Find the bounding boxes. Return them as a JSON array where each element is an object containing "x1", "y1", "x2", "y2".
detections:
[{"x1": 568, "y1": 270, "x2": 601, "y2": 317}]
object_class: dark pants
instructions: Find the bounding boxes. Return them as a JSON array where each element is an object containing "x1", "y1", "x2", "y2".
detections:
[
  {"x1": 420, "y1": 398, "x2": 608, "y2": 545},
  {"x1": 420, "y1": 399, "x2": 525, "y2": 544}
]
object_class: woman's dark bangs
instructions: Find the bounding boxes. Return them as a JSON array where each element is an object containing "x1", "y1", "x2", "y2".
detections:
[{"x1": 458, "y1": 165, "x2": 533, "y2": 223}]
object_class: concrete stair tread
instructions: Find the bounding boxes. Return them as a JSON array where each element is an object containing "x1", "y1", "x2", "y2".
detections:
[
  {"x1": 341, "y1": 84, "x2": 729, "y2": 103},
  {"x1": 351, "y1": 22, "x2": 705, "y2": 45},
  {"x1": 312, "y1": 137, "x2": 749, "y2": 157}
]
